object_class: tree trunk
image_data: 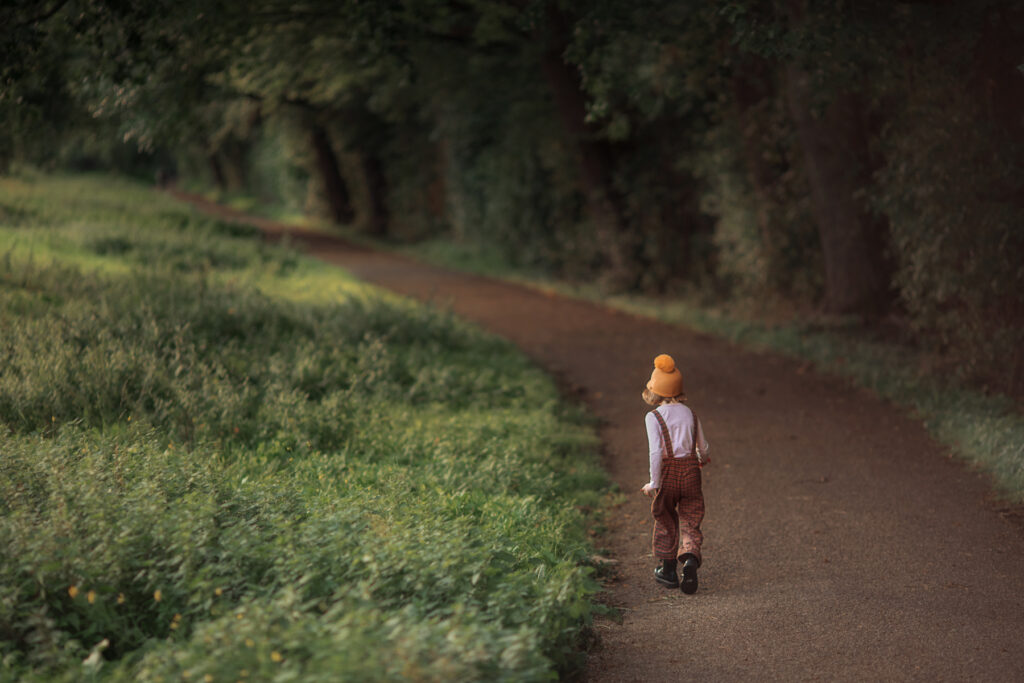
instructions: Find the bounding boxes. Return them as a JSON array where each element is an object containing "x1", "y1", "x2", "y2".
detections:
[
  {"x1": 784, "y1": 64, "x2": 890, "y2": 315},
  {"x1": 309, "y1": 123, "x2": 355, "y2": 225},
  {"x1": 973, "y1": 6, "x2": 1024, "y2": 150},
  {"x1": 972, "y1": 5, "x2": 1024, "y2": 212},
  {"x1": 540, "y1": 6, "x2": 636, "y2": 288},
  {"x1": 207, "y1": 153, "x2": 227, "y2": 191},
  {"x1": 360, "y1": 151, "x2": 389, "y2": 237},
  {"x1": 221, "y1": 140, "x2": 247, "y2": 192}
]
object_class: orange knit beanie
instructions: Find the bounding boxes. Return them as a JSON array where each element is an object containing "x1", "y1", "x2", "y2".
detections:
[{"x1": 646, "y1": 354, "x2": 684, "y2": 398}]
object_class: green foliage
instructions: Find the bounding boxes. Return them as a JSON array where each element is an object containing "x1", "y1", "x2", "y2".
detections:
[
  {"x1": 874, "y1": 83, "x2": 1024, "y2": 392},
  {"x1": 0, "y1": 174, "x2": 606, "y2": 680},
  {"x1": 688, "y1": 103, "x2": 821, "y2": 303},
  {"x1": 5, "y1": 0, "x2": 1024, "y2": 391},
  {"x1": 431, "y1": 66, "x2": 586, "y2": 273},
  {"x1": 243, "y1": 119, "x2": 311, "y2": 211}
]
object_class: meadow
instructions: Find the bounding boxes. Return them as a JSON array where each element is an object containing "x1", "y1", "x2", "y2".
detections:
[{"x1": 0, "y1": 174, "x2": 607, "y2": 681}]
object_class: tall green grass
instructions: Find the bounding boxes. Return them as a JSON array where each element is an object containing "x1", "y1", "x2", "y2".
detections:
[{"x1": 0, "y1": 174, "x2": 606, "y2": 681}]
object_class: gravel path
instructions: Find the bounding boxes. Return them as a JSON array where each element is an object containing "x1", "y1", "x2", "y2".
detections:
[{"x1": 176, "y1": 191, "x2": 1024, "y2": 681}]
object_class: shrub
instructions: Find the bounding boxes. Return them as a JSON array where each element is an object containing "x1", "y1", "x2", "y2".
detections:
[{"x1": 874, "y1": 82, "x2": 1024, "y2": 393}]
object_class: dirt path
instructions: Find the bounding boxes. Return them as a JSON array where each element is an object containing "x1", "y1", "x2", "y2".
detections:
[{"x1": 176, "y1": 192, "x2": 1024, "y2": 681}]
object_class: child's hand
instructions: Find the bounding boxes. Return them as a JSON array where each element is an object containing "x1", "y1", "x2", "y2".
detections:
[{"x1": 641, "y1": 483, "x2": 658, "y2": 497}]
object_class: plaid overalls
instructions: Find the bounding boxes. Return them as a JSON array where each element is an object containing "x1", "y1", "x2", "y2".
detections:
[{"x1": 650, "y1": 409, "x2": 705, "y2": 564}]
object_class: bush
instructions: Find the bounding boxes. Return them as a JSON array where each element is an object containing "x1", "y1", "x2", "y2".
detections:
[{"x1": 874, "y1": 82, "x2": 1024, "y2": 393}]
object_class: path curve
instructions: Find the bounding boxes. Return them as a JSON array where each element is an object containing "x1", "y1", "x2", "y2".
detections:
[{"x1": 176, "y1": 192, "x2": 1024, "y2": 681}]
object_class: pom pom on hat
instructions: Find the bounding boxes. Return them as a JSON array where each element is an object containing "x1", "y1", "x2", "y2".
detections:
[
  {"x1": 647, "y1": 353, "x2": 684, "y2": 398},
  {"x1": 654, "y1": 354, "x2": 675, "y2": 374}
]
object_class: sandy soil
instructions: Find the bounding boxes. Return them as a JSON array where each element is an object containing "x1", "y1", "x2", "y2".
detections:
[{"x1": 174, "y1": 191, "x2": 1024, "y2": 681}]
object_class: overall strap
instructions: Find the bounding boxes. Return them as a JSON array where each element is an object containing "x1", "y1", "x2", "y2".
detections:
[
  {"x1": 653, "y1": 407, "x2": 703, "y2": 464},
  {"x1": 690, "y1": 409, "x2": 703, "y2": 465},
  {"x1": 651, "y1": 409, "x2": 674, "y2": 461}
]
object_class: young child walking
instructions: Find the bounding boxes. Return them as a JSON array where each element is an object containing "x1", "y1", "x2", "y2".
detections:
[{"x1": 640, "y1": 353, "x2": 710, "y2": 594}]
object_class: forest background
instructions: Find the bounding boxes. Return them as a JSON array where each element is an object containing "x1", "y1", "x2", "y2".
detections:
[{"x1": 3, "y1": 0, "x2": 1023, "y2": 396}]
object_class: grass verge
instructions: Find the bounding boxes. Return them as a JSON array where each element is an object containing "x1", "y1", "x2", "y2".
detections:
[
  {"x1": 0, "y1": 173, "x2": 607, "y2": 681},
  {"x1": 390, "y1": 238, "x2": 1024, "y2": 504}
]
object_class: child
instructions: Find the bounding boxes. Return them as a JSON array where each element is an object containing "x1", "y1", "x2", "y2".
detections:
[{"x1": 640, "y1": 354, "x2": 710, "y2": 594}]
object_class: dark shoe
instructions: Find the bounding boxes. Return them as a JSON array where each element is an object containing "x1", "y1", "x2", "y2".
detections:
[
  {"x1": 654, "y1": 560, "x2": 679, "y2": 588},
  {"x1": 680, "y1": 556, "x2": 699, "y2": 594}
]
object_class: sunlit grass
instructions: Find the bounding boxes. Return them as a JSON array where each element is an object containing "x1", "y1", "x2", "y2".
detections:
[{"x1": 0, "y1": 172, "x2": 606, "y2": 681}]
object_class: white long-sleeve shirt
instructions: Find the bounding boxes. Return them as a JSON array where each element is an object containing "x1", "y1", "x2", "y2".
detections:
[{"x1": 646, "y1": 403, "x2": 710, "y2": 489}]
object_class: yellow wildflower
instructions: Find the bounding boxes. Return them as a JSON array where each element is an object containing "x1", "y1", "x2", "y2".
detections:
[
  {"x1": 270, "y1": 651, "x2": 283, "y2": 663},
  {"x1": 245, "y1": 638, "x2": 255, "y2": 648},
  {"x1": 214, "y1": 587, "x2": 223, "y2": 596},
  {"x1": 87, "y1": 590, "x2": 96, "y2": 604},
  {"x1": 68, "y1": 585, "x2": 79, "y2": 599},
  {"x1": 205, "y1": 676, "x2": 214, "y2": 683},
  {"x1": 153, "y1": 589, "x2": 162, "y2": 602},
  {"x1": 117, "y1": 593, "x2": 126, "y2": 604},
  {"x1": 236, "y1": 612, "x2": 243, "y2": 620}
]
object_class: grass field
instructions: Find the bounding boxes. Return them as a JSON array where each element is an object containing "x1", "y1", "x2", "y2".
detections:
[{"x1": 0, "y1": 173, "x2": 607, "y2": 681}]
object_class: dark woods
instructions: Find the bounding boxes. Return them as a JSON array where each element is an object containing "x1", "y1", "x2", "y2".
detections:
[{"x1": 2, "y1": 0, "x2": 1023, "y2": 392}]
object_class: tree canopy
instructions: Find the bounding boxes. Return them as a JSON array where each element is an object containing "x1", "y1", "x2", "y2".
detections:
[{"x1": 3, "y1": 0, "x2": 1023, "y2": 391}]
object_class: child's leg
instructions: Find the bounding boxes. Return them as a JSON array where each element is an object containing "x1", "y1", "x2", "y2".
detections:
[
  {"x1": 651, "y1": 460, "x2": 682, "y2": 560},
  {"x1": 676, "y1": 462, "x2": 705, "y2": 563},
  {"x1": 651, "y1": 490, "x2": 680, "y2": 559}
]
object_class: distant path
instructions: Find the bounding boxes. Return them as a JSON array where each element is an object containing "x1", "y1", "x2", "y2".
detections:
[{"x1": 174, "y1": 190, "x2": 1024, "y2": 681}]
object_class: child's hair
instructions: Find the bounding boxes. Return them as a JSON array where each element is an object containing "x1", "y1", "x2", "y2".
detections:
[{"x1": 642, "y1": 388, "x2": 686, "y2": 406}]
